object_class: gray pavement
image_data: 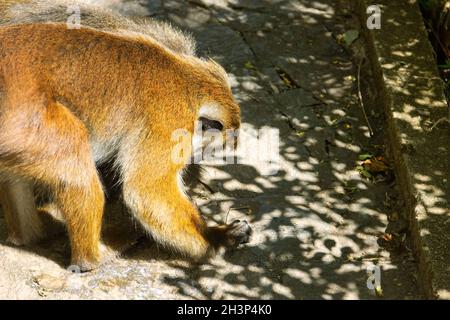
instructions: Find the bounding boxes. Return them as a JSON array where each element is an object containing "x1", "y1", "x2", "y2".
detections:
[{"x1": 0, "y1": 0, "x2": 421, "y2": 299}]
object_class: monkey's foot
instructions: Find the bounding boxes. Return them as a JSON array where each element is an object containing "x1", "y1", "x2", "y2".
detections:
[
  {"x1": 5, "y1": 227, "x2": 46, "y2": 246},
  {"x1": 67, "y1": 259, "x2": 100, "y2": 273},
  {"x1": 5, "y1": 210, "x2": 64, "y2": 247},
  {"x1": 67, "y1": 244, "x2": 117, "y2": 273},
  {"x1": 223, "y1": 220, "x2": 253, "y2": 247},
  {"x1": 5, "y1": 235, "x2": 26, "y2": 246}
]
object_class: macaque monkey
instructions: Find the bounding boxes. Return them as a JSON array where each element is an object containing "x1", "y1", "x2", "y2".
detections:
[
  {"x1": 0, "y1": 0, "x2": 202, "y2": 223},
  {"x1": 0, "y1": 23, "x2": 251, "y2": 272},
  {"x1": 0, "y1": 0, "x2": 201, "y2": 220}
]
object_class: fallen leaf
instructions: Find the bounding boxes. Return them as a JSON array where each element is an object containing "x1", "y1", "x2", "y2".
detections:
[
  {"x1": 358, "y1": 153, "x2": 373, "y2": 161},
  {"x1": 382, "y1": 233, "x2": 393, "y2": 242},
  {"x1": 342, "y1": 29, "x2": 359, "y2": 46},
  {"x1": 362, "y1": 156, "x2": 389, "y2": 174},
  {"x1": 375, "y1": 286, "x2": 383, "y2": 297},
  {"x1": 244, "y1": 61, "x2": 256, "y2": 70},
  {"x1": 388, "y1": 212, "x2": 399, "y2": 222},
  {"x1": 278, "y1": 71, "x2": 294, "y2": 88},
  {"x1": 344, "y1": 75, "x2": 355, "y2": 82},
  {"x1": 356, "y1": 165, "x2": 373, "y2": 180},
  {"x1": 344, "y1": 185, "x2": 358, "y2": 194}
]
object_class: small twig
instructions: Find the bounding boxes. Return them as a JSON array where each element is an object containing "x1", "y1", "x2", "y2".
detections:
[
  {"x1": 357, "y1": 58, "x2": 374, "y2": 137},
  {"x1": 225, "y1": 206, "x2": 251, "y2": 224},
  {"x1": 225, "y1": 208, "x2": 231, "y2": 224},
  {"x1": 198, "y1": 180, "x2": 215, "y2": 194},
  {"x1": 430, "y1": 117, "x2": 450, "y2": 130}
]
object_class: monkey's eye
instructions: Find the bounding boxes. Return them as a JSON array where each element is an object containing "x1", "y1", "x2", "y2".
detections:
[{"x1": 199, "y1": 117, "x2": 224, "y2": 131}]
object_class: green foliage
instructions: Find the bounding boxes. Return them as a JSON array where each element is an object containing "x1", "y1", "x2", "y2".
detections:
[
  {"x1": 419, "y1": 0, "x2": 433, "y2": 10},
  {"x1": 419, "y1": 0, "x2": 446, "y2": 11},
  {"x1": 419, "y1": 0, "x2": 450, "y2": 30},
  {"x1": 420, "y1": 1, "x2": 450, "y2": 83}
]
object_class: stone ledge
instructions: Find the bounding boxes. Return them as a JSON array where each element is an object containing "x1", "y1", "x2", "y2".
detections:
[{"x1": 357, "y1": 0, "x2": 450, "y2": 299}]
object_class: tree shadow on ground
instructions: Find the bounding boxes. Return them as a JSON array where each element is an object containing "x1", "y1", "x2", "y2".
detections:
[
  {"x1": 0, "y1": 0, "x2": 427, "y2": 299},
  {"x1": 120, "y1": 0, "x2": 421, "y2": 299}
]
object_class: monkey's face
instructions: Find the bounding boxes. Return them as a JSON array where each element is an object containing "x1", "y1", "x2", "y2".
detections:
[
  {"x1": 192, "y1": 60, "x2": 241, "y2": 158},
  {"x1": 192, "y1": 97, "x2": 240, "y2": 166}
]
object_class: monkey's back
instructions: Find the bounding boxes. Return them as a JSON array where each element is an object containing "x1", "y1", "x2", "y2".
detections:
[
  {"x1": 0, "y1": 23, "x2": 200, "y2": 139},
  {"x1": 0, "y1": 0, "x2": 196, "y2": 55}
]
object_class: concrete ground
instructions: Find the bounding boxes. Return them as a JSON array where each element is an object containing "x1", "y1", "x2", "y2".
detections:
[
  {"x1": 0, "y1": 0, "x2": 421, "y2": 299},
  {"x1": 357, "y1": 0, "x2": 449, "y2": 299}
]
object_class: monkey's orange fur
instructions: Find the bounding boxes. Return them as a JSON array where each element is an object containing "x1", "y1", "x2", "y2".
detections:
[{"x1": 0, "y1": 23, "x2": 249, "y2": 271}]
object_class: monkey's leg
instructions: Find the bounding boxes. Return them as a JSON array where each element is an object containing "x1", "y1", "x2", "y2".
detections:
[
  {"x1": 55, "y1": 175, "x2": 105, "y2": 271},
  {"x1": 121, "y1": 162, "x2": 252, "y2": 259},
  {"x1": 0, "y1": 101, "x2": 105, "y2": 271},
  {"x1": 0, "y1": 179, "x2": 44, "y2": 245}
]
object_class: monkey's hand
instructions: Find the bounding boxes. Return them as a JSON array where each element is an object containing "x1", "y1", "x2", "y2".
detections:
[
  {"x1": 223, "y1": 220, "x2": 252, "y2": 247},
  {"x1": 207, "y1": 219, "x2": 252, "y2": 251}
]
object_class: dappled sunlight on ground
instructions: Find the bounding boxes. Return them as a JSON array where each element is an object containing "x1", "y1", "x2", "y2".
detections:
[{"x1": 0, "y1": 0, "x2": 423, "y2": 299}]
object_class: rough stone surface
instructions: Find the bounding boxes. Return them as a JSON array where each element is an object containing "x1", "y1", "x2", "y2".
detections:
[
  {"x1": 357, "y1": 0, "x2": 449, "y2": 299},
  {"x1": 0, "y1": 0, "x2": 423, "y2": 299}
]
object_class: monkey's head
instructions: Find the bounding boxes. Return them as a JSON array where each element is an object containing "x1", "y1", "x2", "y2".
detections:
[{"x1": 196, "y1": 59, "x2": 241, "y2": 143}]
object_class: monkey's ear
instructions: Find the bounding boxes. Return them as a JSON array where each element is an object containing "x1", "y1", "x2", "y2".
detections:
[{"x1": 199, "y1": 116, "x2": 224, "y2": 131}]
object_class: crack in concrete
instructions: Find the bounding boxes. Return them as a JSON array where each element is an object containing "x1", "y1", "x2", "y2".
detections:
[{"x1": 186, "y1": 0, "x2": 209, "y2": 10}]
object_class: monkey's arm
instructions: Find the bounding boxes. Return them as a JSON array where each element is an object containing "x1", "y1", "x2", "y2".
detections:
[{"x1": 119, "y1": 136, "x2": 251, "y2": 258}]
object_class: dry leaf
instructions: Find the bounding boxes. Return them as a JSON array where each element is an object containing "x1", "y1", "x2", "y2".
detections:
[
  {"x1": 375, "y1": 286, "x2": 383, "y2": 297},
  {"x1": 342, "y1": 29, "x2": 359, "y2": 46},
  {"x1": 388, "y1": 212, "x2": 399, "y2": 222},
  {"x1": 356, "y1": 165, "x2": 373, "y2": 180},
  {"x1": 362, "y1": 156, "x2": 389, "y2": 174},
  {"x1": 382, "y1": 233, "x2": 393, "y2": 242}
]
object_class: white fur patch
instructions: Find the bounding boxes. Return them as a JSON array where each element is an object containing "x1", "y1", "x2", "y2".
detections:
[{"x1": 199, "y1": 103, "x2": 223, "y2": 122}]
